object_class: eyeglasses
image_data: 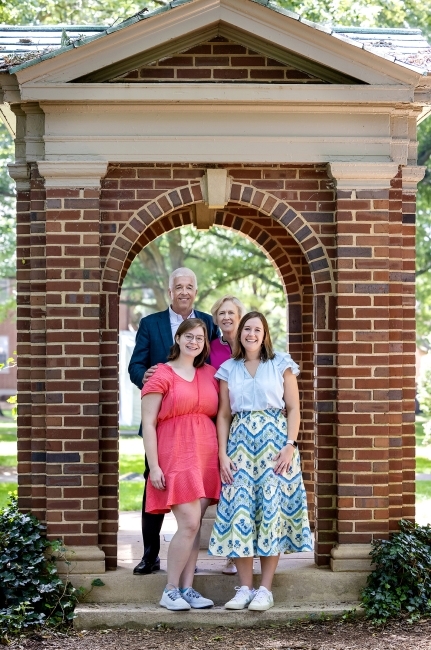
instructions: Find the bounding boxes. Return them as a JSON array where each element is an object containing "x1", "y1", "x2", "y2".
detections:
[{"x1": 183, "y1": 334, "x2": 205, "y2": 343}]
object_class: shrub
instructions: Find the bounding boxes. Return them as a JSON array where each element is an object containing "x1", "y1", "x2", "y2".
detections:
[
  {"x1": 361, "y1": 519, "x2": 431, "y2": 624},
  {"x1": 0, "y1": 494, "x2": 83, "y2": 641}
]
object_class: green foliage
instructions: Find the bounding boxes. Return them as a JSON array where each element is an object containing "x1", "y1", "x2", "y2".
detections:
[
  {"x1": 361, "y1": 520, "x2": 431, "y2": 624},
  {"x1": 0, "y1": 124, "x2": 16, "y2": 281},
  {"x1": 276, "y1": 0, "x2": 431, "y2": 39},
  {"x1": 416, "y1": 118, "x2": 431, "y2": 342},
  {"x1": 0, "y1": 494, "x2": 83, "y2": 640},
  {"x1": 0, "y1": 0, "x2": 171, "y2": 26}
]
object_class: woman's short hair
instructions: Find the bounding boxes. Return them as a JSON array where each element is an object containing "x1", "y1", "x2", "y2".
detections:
[
  {"x1": 232, "y1": 311, "x2": 275, "y2": 362},
  {"x1": 167, "y1": 318, "x2": 210, "y2": 368},
  {"x1": 210, "y1": 295, "x2": 246, "y2": 324}
]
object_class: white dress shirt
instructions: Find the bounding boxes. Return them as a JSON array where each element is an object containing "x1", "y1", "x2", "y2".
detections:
[{"x1": 169, "y1": 306, "x2": 196, "y2": 341}]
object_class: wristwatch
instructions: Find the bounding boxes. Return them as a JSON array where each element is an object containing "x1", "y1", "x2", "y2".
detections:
[{"x1": 286, "y1": 439, "x2": 298, "y2": 448}]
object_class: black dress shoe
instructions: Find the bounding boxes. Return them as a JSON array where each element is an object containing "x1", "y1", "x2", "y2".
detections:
[{"x1": 133, "y1": 557, "x2": 161, "y2": 575}]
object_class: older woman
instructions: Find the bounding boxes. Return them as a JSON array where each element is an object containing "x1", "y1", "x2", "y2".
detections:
[
  {"x1": 209, "y1": 295, "x2": 246, "y2": 575},
  {"x1": 141, "y1": 318, "x2": 221, "y2": 611},
  {"x1": 210, "y1": 295, "x2": 246, "y2": 371}
]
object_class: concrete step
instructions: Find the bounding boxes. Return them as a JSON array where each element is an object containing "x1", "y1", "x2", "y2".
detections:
[
  {"x1": 69, "y1": 564, "x2": 368, "y2": 606},
  {"x1": 74, "y1": 602, "x2": 362, "y2": 629}
]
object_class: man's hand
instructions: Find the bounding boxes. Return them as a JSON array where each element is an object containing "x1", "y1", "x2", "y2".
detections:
[{"x1": 143, "y1": 365, "x2": 158, "y2": 385}]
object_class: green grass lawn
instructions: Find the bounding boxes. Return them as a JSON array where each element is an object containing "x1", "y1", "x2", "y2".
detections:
[
  {"x1": 0, "y1": 455, "x2": 16, "y2": 466},
  {"x1": 417, "y1": 480, "x2": 431, "y2": 501},
  {"x1": 416, "y1": 456, "x2": 431, "y2": 474},
  {"x1": 119, "y1": 454, "x2": 144, "y2": 476},
  {"x1": 119, "y1": 481, "x2": 145, "y2": 511},
  {"x1": 0, "y1": 484, "x2": 17, "y2": 509}
]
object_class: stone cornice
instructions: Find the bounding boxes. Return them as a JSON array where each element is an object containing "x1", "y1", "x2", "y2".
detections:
[
  {"x1": 327, "y1": 162, "x2": 399, "y2": 191},
  {"x1": 20, "y1": 83, "x2": 415, "y2": 104},
  {"x1": 37, "y1": 161, "x2": 108, "y2": 187},
  {"x1": 402, "y1": 165, "x2": 426, "y2": 193},
  {"x1": 7, "y1": 162, "x2": 30, "y2": 190}
]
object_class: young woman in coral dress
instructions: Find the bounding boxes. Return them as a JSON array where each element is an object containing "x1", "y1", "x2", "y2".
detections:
[{"x1": 141, "y1": 318, "x2": 221, "y2": 611}]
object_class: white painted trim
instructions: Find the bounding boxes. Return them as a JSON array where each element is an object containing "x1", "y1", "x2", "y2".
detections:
[
  {"x1": 402, "y1": 165, "x2": 426, "y2": 193},
  {"x1": 15, "y1": 0, "x2": 222, "y2": 84},
  {"x1": 21, "y1": 83, "x2": 415, "y2": 104},
  {"x1": 37, "y1": 161, "x2": 108, "y2": 187},
  {"x1": 327, "y1": 162, "x2": 399, "y2": 190},
  {"x1": 12, "y1": 0, "x2": 424, "y2": 86}
]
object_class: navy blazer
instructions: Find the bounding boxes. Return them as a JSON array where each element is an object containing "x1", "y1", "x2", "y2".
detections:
[{"x1": 128, "y1": 308, "x2": 218, "y2": 391}]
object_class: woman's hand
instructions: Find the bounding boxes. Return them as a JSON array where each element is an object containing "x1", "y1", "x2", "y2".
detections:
[
  {"x1": 219, "y1": 453, "x2": 236, "y2": 485},
  {"x1": 149, "y1": 466, "x2": 166, "y2": 490},
  {"x1": 273, "y1": 445, "x2": 295, "y2": 475}
]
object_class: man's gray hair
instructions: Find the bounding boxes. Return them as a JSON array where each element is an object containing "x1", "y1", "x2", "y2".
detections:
[{"x1": 169, "y1": 267, "x2": 198, "y2": 289}]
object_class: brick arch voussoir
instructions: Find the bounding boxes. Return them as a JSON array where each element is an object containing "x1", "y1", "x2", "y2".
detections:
[
  {"x1": 230, "y1": 182, "x2": 334, "y2": 294},
  {"x1": 102, "y1": 183, "x2": 202, "y2": 290},
  {"x1": 102, "y1": 182, "x2": 334, "y2": 294},
  {"x1": 215, "y1": 209, "x2": 302, "y2": 300}
]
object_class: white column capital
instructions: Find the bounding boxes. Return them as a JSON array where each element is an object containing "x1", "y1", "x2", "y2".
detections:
[
  {"x1": 37, "y1": 161, "x2": 109, "y2": 188},
  {"x1": 7, "y1": 162, "x2": 30, "y2": 190},
  {"x1": 327, "y1": 162, "x2": 399, "y2": 192},
  {"x1": 402, "y1": 165, "x2": 426, "y2": 194}
]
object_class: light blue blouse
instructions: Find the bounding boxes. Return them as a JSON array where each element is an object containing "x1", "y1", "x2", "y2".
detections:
[{"x1": 214, "y1": 352, "x2": 299, "y2": 414}]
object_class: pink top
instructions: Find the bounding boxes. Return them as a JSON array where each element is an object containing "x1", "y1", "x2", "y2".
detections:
[{"x1": 209, "y1": 337, "x2": 232, "y2": 371}]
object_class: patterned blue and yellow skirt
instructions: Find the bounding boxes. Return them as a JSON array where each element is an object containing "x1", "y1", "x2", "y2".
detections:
[{"x1": 208, "y1": 408, "x2": 313, "y2": 558}]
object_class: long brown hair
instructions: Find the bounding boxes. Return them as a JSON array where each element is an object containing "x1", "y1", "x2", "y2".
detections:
[
  {"x1": 232, "y1": 311, "x2": 275, "y2": 362},
  {"x1": 167, "y1": 318, "x2": 210, "y2": 368}
]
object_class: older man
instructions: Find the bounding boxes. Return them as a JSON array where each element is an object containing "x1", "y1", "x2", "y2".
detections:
[{"x1": 128, "y1": 267, "x2": 218, "y2": 575}]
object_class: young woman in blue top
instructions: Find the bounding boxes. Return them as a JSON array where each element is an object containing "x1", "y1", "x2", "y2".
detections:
[{"x1": 208, "y1": 311, "x2": 312, "y2": 612}]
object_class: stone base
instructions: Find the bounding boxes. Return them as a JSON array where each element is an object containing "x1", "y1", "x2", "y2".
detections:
[
  {"x1": 330, "y1": 544, "x2": 374, "y2": 572},
  {"x1": 68, "y1": 562, "x2": 367, "y2": 604},
  {"x1": 74, "y1": 602, "x2": 363, "y2": 629},
  {"x1": 53, "y1": 545, "x2": 106, "y2": 574}
]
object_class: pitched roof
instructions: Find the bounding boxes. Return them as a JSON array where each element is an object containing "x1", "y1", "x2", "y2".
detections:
[{"x1": 0, "y1": 0, "x2": 430, "y2": 75}]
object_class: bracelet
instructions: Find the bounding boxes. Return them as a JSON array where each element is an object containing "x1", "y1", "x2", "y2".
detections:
[{"x1": 286, "y1": 439, "x2": 298, "y2": 448}]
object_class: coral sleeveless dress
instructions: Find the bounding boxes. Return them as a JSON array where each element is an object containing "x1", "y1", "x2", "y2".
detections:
[{"x1": 141, "y1": 363, "x2": 221, "y2": 515}]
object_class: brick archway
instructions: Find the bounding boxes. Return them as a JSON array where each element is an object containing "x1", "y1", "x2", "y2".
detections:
[{"x1": 98, "y1": 176, "x2": 337, "y2": 569}]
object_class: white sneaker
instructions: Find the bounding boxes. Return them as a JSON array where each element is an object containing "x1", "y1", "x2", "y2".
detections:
[
  {"x1": 159, "y1": 587, "x2": 191, "y2": 611},
  {"x1": 225, "y1": 586, "x2": 256, "y2": 610},
  {"x1": 222, "y1": 557, "x2": 238, "y2": 575},
  {"x1": 181, "y1": 587, "x2": 214, "y2": 609},
  {"x1": 248, "y1": 586, "x2": 274, "y2": 611}
]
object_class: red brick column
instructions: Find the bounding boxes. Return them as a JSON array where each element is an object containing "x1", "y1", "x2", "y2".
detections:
[
  {"x1": 400, "y1": 166, "x2": 425, "y2": 521},
  {"x1": 328, "y1": 163, "x2": 403, "y2": 570},
  {"x1": 8, "y1": 162, "x2": 38, "y2": 514},
  {"x1": 37, "y1": 162, "x2": 108, "y2": 567}
]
